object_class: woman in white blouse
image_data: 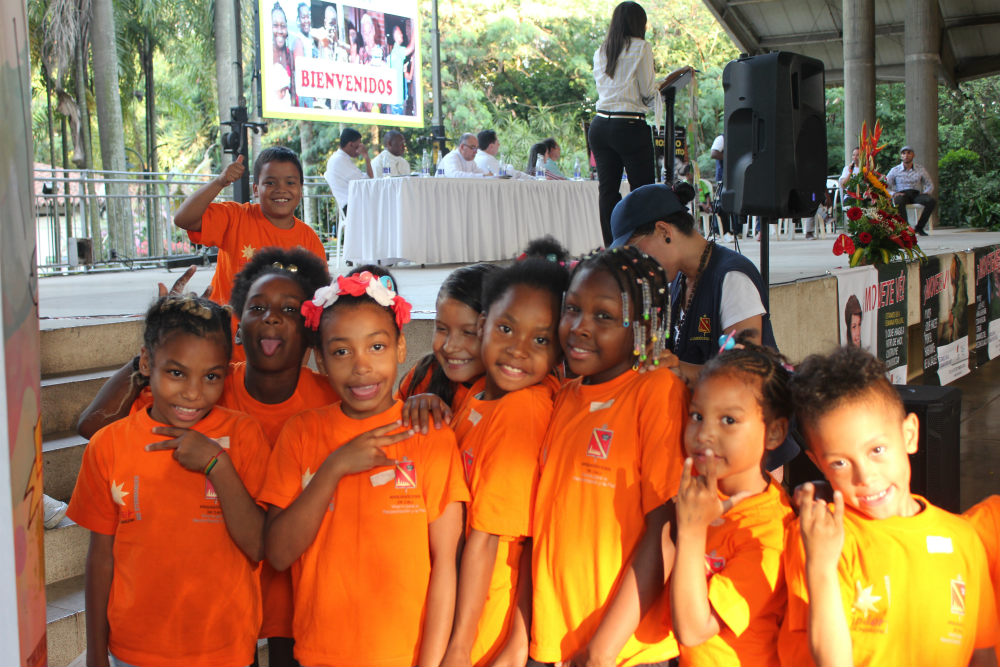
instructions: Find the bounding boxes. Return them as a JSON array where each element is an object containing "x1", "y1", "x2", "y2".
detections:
[{"x1": 589, "y1": 1, "x2": 656, "y2": 246}]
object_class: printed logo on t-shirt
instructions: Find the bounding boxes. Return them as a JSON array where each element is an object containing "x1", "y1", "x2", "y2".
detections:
[
  {"x1": 587, "y1": 428, "x2": 613, "y2": 459},
  {"x1": 705, "y1": 551, "x2": 726, "y2": 575},
  {"x1": 241, "y1": 244, "x2": 256, "y2": 261},
  {"x1": 850, "y1": 578, "x2": 889, "y2": 634},
  {"x1": 950, "y1": 575, "x2": 966, "y2": 616},
  {"x1": 468, "y1": 409, "x2": 483, "y2": 426},
  {"x1": 302, "y1": 467, "x2": 316, "y2": 490},
  {"x1": 462, "y1": 449, "x2": 474, "y2": 483},
  {"x1": 395, "y1": 458, "x2": 417, "y2": 489},
  {"x1": 205, "y1": 478, "x2": 218, "y2": 500},
  {"x1": 113, "y1": 477, "x2": 140, "y2": 523}
]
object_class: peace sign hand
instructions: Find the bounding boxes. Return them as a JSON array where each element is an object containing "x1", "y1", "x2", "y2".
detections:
[{"x1": 328, "y1": 420, "x2": 414, "y2": 477}]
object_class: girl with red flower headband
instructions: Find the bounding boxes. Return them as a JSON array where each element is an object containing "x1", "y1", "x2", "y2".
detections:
[{"x1": 260, "y1": 267, "x2": 469, "y2": 667}]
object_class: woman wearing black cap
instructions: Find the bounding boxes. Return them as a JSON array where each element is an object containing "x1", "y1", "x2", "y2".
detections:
[
  {"x1": 610, "y1": 183, "x2": 776, "y2": 386},
  {"x1": 590, "y1": 1, "x2": 656, "y2": 247}
]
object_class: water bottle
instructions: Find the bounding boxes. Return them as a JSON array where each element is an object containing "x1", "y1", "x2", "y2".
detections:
[
  {"x1": 436, "y1": 165, "x2": 445, "y2": 177},
  {"x1": 536, "y1": 155, "x2": 546, "y2": 181},
  {"x1": 421, "y1": 149, "x2": 429, "y2": 177},
  {"x1": 621, "y1": 169, "x2": 628, "y2": 182},
  {"x1": 382, "y1": 163, "x2": 391, "y2": 178},
  {"x1": 573, "y1": 157, "x2": 581, "y2": 180},
  {"x1": 498, "y1": 154, "x2": 506, "y2": 177}
]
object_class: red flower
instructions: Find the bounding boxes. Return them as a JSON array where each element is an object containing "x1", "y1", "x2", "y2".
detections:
[
  {"x1": 392, "y1": 294, "x2": 412, "y2": 329},
  {"x1": 301, "y1": 300, "x2": 324, "y2": 330},
  {"x1": 847, "y1": 207, "x2": 863, "y2": 221},
  {"x1": 337, "y1": 272, "x2": 372, "y2": 297},
  {"x1": 858, "y1": 232, "x2": 873, "y2": 244},
  {"x1": 833, "y1": 234, "x2": 856, "y2": 256},
  {"x1": 888, "y1": 234, "x2": 906, "y2": 249}
]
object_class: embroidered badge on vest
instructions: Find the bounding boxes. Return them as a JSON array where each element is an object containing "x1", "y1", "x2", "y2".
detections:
[{"x1": 698, "y1": 315, "x2": 711, "y2": 334}]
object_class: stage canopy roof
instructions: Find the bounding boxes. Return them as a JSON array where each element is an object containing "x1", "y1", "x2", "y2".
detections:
[{"x1": 699, "y1": 0, "x2": 1000, "y2": 86}]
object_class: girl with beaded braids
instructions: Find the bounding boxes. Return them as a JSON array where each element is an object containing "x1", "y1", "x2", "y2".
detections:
[
  {"x1": 668, "y1": 338, "x2": 795, "y2": 667},
  {"x1": 610, "y1": 183, "x2": 776, "y2": 386},
  {"x1": 528, "y1": 246, "x2": 688, "y2": 667},
  {"x1": 66, "y1": 294, "x2": 271, "y2": 667}
]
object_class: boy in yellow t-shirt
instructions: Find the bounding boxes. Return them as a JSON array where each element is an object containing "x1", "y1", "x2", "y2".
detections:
[{"x1": 781, "y1": 347, "x2": 997, "y2": 667}]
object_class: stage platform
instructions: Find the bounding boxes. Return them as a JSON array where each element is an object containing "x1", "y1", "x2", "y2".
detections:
[{"x1": 37, "y1": 226, "x2": 1000, "y2": 375}]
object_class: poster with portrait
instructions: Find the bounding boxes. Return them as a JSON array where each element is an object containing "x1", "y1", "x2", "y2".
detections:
[
  {"x1": 920, "y1": 253, "x2": 970, "y2": 385},
  {"x1": 260, "y1": 0, "x2": 422, "y2": 127},
  {"x1": 836, "y1": 265, "x2": 878, "y2": 353},
  {"x1": 876, "y1": 262, "x2": 908, "y2": 384},
  {"x1": 974, "y1": 245, "x2": 1000, "y2": 365}
]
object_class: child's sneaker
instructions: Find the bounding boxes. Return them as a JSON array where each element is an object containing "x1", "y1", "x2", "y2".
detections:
[{"x1": 43, "y1": 494, "x2": 68, "y2": 529}]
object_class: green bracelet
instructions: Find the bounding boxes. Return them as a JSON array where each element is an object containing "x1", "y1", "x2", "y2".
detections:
[{"x1": 204, "y1": 453, "x2": 221, "y2": 476}]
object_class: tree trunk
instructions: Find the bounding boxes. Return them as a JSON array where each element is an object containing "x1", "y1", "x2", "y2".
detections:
[
  {"x1": 140, "y1": 32, "x2": 162, "y2": 255},
  {"x1": 76, "y1": 30, "x2": 102, "y2": 260},
  {"x1": 215, "y1": 0, "x2": 240, "y2": 169},
  {"x1": 298, "y1": 121, "x2": 316, "y2": 227},
  {"x1": 91, "y1": 0, "x2": 135, "y2": 259}
]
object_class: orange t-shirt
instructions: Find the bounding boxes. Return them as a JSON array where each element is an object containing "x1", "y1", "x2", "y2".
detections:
[
  {"x1": 397, "y1": 359, "x2": 478, "y2": 410},
  {"x1": 964, "y1": 495, "x2": 1000, "y2": 665},
  {"x1": 678, "y1": 479, "x2": 794, "y2": 667},
  {"x1": 450, "y1": 375, "x2": 560, "y2": 666},
  {"x1": 66, "y1": 406, "x2": 269, "y2": 667},
  {"x1": 530, "y1": 368, "x2": 688, "y2": 666},
  {"x1": 221, "y1": 362, "x2": 338, "y2": 639},
  {"x1": 780, "y1": 496, "x2": 999, "y2": 667},
  {"x1": 187, "y1": 201, "x2": 325, "y2": 308},
  {"x1": 259, "y1": 401, "x2": 470, "y2": 667}
]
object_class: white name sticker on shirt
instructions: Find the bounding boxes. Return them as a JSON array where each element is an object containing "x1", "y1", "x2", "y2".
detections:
[
  {"x1": 468, "y1": 409, "x2": 482, "y2": 426},
  {"x1": 370, "y1": 469, "x2": 395, "y2": 487},
  {"x1": 927, "y1": 535, "x2": 953, "y2": 554},
  {"x1": 214, "y1": 436, "x2": 230, "y2": 449},
  {"x1": 590, "y1": 399, "x2": 615, "y2": 413}
]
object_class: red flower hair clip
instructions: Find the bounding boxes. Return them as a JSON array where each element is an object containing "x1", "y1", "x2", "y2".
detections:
[{"x1": 300, "y1": 271, "x2": 412, "y2": 331}]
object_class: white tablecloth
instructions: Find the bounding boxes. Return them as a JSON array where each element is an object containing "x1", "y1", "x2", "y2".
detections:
[{"x1": 344, "y1": 177, "x2": 606, "y2": 264}]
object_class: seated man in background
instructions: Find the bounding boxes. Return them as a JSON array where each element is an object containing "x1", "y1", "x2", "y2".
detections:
[
  {"x1": 370, "y1": 130, "x2": 411, "y2": 177},
  {"x1": 886, "y1": 145, "x2": 936, "y2": 236},
  {"x1": 323, "y1": 127, "x2": 372, "y2": 215},
  {"x1": 474, "y1": 129, "x2": 501, "y2": 175},
  {"x1": 437, "y1": 132, "x2": 490, "y2": 177}
]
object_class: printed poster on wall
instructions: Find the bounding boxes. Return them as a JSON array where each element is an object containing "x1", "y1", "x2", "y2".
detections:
[
  {"x1": 836, "y1": 265, "x2": 878, "y2": 352},
  {"x1": 876, "y1": 262, "x2": 908, "y2": 384},
  {"x1": 261, "y1": 0, "x2": 423, "y2": 127},
  {"x1": 974, "y1": 245, "x2": 1000, "y2": 365},
  {"x1": 920, "y1": 253, "x2": 970, "y2": 385}
]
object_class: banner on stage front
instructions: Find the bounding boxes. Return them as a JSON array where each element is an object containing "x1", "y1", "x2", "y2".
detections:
[
  {"x1": 876, "y1": 262, "x2": 908, "y2": 384},
  {"x1": 974, "y1": 245, "x2": 1000, "y2": 365},
  {"x1": 920, "y1": 253, "x2": 971, "y2": 385},
  {"x1": 836, "y1": 265, "x2": 878, "y2": 351},
  {"x1": 260, "y1": 0, "x2": 423, "y2": 127}
]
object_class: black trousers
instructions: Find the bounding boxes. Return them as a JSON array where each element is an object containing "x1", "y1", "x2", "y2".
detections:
[
  {"x1": 589, "y1": 116, "x2": 655, "y2": 246},
  {"x1": 892, "y1": 189, "x2": 936, "y2": 230}
]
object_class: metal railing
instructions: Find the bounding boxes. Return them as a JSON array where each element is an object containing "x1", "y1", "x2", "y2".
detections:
[{"x1": 33, "y1": 168, "x2": 339, "y2": 275}]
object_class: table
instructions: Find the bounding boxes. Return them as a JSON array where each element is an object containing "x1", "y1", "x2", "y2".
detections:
[{"x1": 344, "y1": 177, "x2": 607, "y2": 264}]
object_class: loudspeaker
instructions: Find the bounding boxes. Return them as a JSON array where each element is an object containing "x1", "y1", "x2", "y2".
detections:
[
  {"x1": 896, "y1": 384, "x2": 962, "y2": 513},
  {"x1": 720, "y1": 51, "x2": 827, "y2": 218}
]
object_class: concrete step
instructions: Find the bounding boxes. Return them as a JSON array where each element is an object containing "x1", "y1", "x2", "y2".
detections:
[
  {"x1": 46, "y1": 574, "x2": 270, "y2": 667},
  {"x1": 40, "y1": 318, "x2": 143, "y2": 377},
  {"x1": 45, "y1": 517, "x2": 88, "y2": 586},
  {"x1": 44, "y1": 432, "x2": 87, "y2": 502},
  {"x1": 41, "y1": 369, "x2": 115, "y2": 438},
  {"x1": 47, "y1": 575, "x2": 86, "y2": 667}
]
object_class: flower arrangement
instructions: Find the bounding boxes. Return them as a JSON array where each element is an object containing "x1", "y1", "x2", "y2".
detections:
[{"x1": 833, "y1": 121, "x2": 927, "y2": 266}]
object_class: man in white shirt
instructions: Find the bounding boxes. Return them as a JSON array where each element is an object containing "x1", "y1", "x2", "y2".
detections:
[
  {"x1": 437, "y1": 133, "x2": 489, "y2": 177},
  {"x1": 371, "y1": 131, "x2": 411, "y2": 177},
  {"x1": 323, "y1": 128, "x2": 372, "y2": 215},
  {"x1": 474, "y1": 129, "x2": 501, "y2": 175}
]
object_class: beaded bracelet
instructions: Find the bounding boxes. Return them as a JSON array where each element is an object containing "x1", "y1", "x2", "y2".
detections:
[{"x1": 204, "y1": 452, "x2": 222, "y2": 476}]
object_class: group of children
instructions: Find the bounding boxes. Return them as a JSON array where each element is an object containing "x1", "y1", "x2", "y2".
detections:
[{"x1": 65, "y1": 148, "x2": 998, "y2": 667}]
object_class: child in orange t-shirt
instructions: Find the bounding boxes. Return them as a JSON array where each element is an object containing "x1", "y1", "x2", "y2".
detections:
[
  {"x1": 67, "y1": 295, "x2": 269, "y2": 667},
  {"x1": 260, "y1": 270, "x2": 469, "y2": 667},
  {"x1": 782, "y1": 347, "x2": 998, "y2": 667},
  {"x1": 964, "y1": 495, "x2": 1000, "y2": 665},
  {"x1": 173, "y1": 147, "x2": 325, "y2": 310},
  {"x1": 531, "y1": 247, "x2": 688, "y2": 667},
  {"x1": 398, "y1": 263, "x2": 499, "y2": 428},
  {"x1": 669, "y1": 340, "x2": 795, "y2": 667},
  {"x1": 439, "y1": 255, "x2": 569, "y2": 667}
]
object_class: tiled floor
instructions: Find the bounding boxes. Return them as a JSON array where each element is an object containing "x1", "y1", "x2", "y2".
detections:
[{"x1": 954, "y1": 359, "x2": 1000, "y2": 511}]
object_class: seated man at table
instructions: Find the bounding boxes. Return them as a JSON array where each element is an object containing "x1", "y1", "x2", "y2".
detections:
[
  {"x1": 437, "y1": 132, "x2": 490, "y2": 177},
  {"x1": 370, "y1": 130, "x2": 411, "y2": 177},
  {"x1": 323, "y1": 127, "x2": 372, "y2": 215},
  {"x1": 474, "y1": 129, "x2": 501, "y2": 176}
]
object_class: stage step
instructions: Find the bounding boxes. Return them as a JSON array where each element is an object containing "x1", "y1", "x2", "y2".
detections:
[
  {"x1": 41, "y1": 369, "x2": 117, "y2": 438},
  {"x1": 45, "y1": 517, "x2": 88, "y2": 586}
]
